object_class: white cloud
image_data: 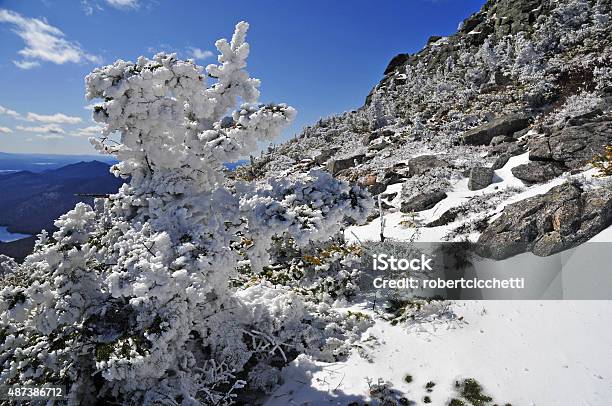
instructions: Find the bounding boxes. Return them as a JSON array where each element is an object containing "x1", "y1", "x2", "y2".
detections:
[
  {"x1": 0, "y1": 126, "x2": 13, "y2": 134},
  {"x1": 13, "y1": 60, "x2": 40, "y2": 69},
  {"x1": 105, "y1": 0, "x2": 139, "y2": 9},
  {"x1": 81, "y1": 0, "x2": 101, "y2": 16},
  {"x1": 38, "y1": 134, "x2": 64, "y2": 140},
  {"x1": 189, "y1": 47, "x2": 214, "y2": 61},
  {"x1": 1, "y1": 105, "x2": 85, "y2": 126},
  {"x1": 0, "y1": 105, "x2": 21, "y2": 119},
  {"x1": 16, "y1": 124, "x2": 66, "y2": 134},
  {"x1": 0, "y1": 8, "x2": 101, "y2": 69},
  {"x1": 82, "y1": 0, "x2": 141, "y2": 15},
  {"x1": 71, "y1": 125, "x2": 103, "y2": 137},
  {"x1": 82, "y1": 1, "x2": 94, "y2": 16},
  {"x1": 25, "y1": 112, "x2": 82, "y2": 124}
]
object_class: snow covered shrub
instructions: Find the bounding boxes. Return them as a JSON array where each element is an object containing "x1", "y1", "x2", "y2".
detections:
[
  {"x1": 232, "y1": 235, "x2": 365, "y2": 303},
  {"x1": 384, "y1": 298, "x2": 460, "y2": 331},
  {"x1": 549, "y1": 91, "x2": 604, "y2": 125},
  {"x1": 0, "y1": 22, "x2": 371, "y2": 405},
  {"x1": 0, "y1": 255, "x2": 16, "y2": 276},
  {"x1": 366, "y1": 377, "x2": 410, "y2": 405}
]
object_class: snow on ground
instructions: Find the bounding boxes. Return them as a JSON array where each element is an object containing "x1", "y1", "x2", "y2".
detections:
[
  {"x1": 266, "y1": 301, "x2": 612, "y2": 406},
  {"x1": 346, "y1": 153, "x2": 611, "y2": 244},
  {"x1": 320, "y1": 155, "x2": 612, "y2": 406},
  {"x1": 590, "y1": 225, "x2": 612, "y2": 241}
]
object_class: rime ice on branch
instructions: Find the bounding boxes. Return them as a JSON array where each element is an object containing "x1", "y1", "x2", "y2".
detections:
[{"x1": 86, "y1": 21, "x2": 294, "y2": 192}]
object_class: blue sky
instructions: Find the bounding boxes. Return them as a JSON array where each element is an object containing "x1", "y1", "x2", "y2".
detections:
[{"x1": 0, "y1": 0, "x2": 485, "y2": 155}]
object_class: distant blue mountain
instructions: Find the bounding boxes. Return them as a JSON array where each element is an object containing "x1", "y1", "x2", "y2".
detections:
[
  {"x1": 0, "y1": 152, "x2": 117, "y2": 173},
  {"x1": 0, "y1": 160, "x2": 125, "y2": 235},
  {"x1": 0, "y1": 155, "x2": 247, "y2": 261},
  {"x1": 0, "y1": 160, "x2": 125, "y2": 260},
  {"x1": 0, "y1": 152, "x2": 248, "y2": 172}
]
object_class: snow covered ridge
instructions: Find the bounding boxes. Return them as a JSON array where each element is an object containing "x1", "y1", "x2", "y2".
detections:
[
  {"x1": 254, "y1": 0, "x2": 612, "y2": 257},
  {"x1": 0, "y1": 22, "x2": 374, "y2": 405},
  {"x1": 244, "y1": 1, "x2": 612, "y2": 401}
]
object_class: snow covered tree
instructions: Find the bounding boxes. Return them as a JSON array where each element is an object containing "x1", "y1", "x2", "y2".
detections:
[
  {"x1": 0, "y1": 22, "x2": 371, "y2": 405},
  {"x1": 0, "y1": 255, "x2": 17, "y2": 276}
]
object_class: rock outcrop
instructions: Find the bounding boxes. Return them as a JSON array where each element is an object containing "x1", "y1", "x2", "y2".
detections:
[
  {"x1": 529, "y1": 116, "x2": 612, "y2": 170},
  {"x1": 477, "y1": 182, "x2": 612, "y2": 260},
  {"x1": 510, "y1": 114, "x2": 612, "y2": 184},
  {"x1": 250, "y1": 0, "x2": 612, "y2": 257},
  {"x1": 407, "y1": 155, "x2": 450, "y2": 176},
  {"x1": 462, "y1": 114, "x2": 530, "y2": 146},
  {"x1": 401, "y1": 191, "x2": 447, "y2": 213},
  {"x1": 327, "y1": 154, "x2": 366, "y2": 175},
  {"x1": 511, "y1": 161, "x2": 566, "y2": 183},
  {"x1": 468, "y1": 167, "x2": 495, "y2": 190}
]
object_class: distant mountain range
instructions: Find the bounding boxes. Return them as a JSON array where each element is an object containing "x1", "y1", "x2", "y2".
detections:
[
  {"x1": 0, "y1": 160, "x2": 125, "y2": 261},
  {"x1": 0, "y1": 154, "x2": 248, "y2": 261},
  {"x1": 0, "y1": 152, "x2": 117, "y2": 173}
]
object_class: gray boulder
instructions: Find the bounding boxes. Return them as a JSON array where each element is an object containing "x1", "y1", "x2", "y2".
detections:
[
  {"x1": 459, "y1": 12, "x2": 484, "y2": 33},
  {"x1": 327, "y1": 154, "x2": 366, "y2": 175},
  {"x1": 367, "y1": 182, "x2": 387, "y2": 196},
  {"x1": 488, "y1": 141, "x2": 525, "y2": 157},
  {"x1": 384, "y1": 53, "x2": 411, "y2": 75},
  {"x1": 468, "y1": 167, "x2": 494, "y2": 190},
  {"x1": 462, "y1": 114, "x2": 530, "y2": 145},
  {"x1": 529, "y1": 119, "x2": 612, "y2": 170},
  {"x1": 382, "y1": 170, "x2": 409, "y2": 186},
  {"x1": 425, "y1": 208, "x2": 460, "y2": 227},
  {"x1": 511, "y1": 161, "x2": 566, "y2": 183},
  {"x1": 490, "y1": 135, "x2": 513, "y2": 146},
  {"x1": 362, "y1": 129, "x2": 394, "y2": 146},
  {"x1": 368, "y1": 140, "x2": 390, "y2": 151},
  {"x1": 527, "y1": 136, "x2": 554, "y2": 161},
  {"x1": 401, "y1": 191, "x2": 447, "y2": 213},
  {"x1": 566, "y1": 108, "x2": 603, "y2": 126},
  {"x1": 492, "y1": 154, "x2": 511, "y2": 170},
  {"x1": 477, "y1": 182, "x2": 612, "y2": 259},
  {"x1": 407, "y1": 155, "x2": 449, "y2": 176},
  {"x1": 314, "y1": 147, "x2": 339, "y2": 165},
  {"x1": 529, "y1": 116, "x2": 612, "y2": 169}
]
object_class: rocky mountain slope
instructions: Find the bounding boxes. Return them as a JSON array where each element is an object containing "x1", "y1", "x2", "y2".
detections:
[
  {"x1": 248, "y1": 0, "x2": 612, "y2": 258},
  {"x1": 0, "y1": 151, "x2": 117, "y2": 172}
]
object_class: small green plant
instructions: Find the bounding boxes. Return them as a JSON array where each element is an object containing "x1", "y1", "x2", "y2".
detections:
[
  {"x1": 591, "y1": 145, "x2": 612, "y2": 177},
  {"x1": 399, "y1": 213, "x2": 418, "y2": 228},
  {"x1": 455, "y1": 378, "x2": 493, "y2": 406},
  {"x1": 449, "y1": 399, "x2": 466, "y2": 406},
  {"x1": 425, "y1": 381, "x2": 436, "y2": 392},
  {"x1": 346, "y1": 310, "x2": 372, "y2": 321},
  {"x1": 423, "y1": 395, "x2": 432, "y2": 403},
  {"x1": 404, "y1": 374, "x2": 413, "y2": 383},
  {"x1": 386, "y1": 297, "x2": 445, "y2": 326}
]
